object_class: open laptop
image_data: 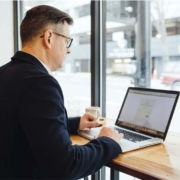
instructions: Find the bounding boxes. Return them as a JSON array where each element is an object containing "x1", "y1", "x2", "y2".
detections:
[{"x1": 78, "y1": 87, "x2": 179, "y2": 153}]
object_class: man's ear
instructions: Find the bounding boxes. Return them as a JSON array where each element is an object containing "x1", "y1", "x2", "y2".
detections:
[{"x1": 43, "y1": 30, "x2": 53, "y2": 49}]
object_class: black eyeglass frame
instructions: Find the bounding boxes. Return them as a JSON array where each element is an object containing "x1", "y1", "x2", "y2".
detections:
[{"x1": 40, "y1": 32, "x2": 73, "y2": 48}]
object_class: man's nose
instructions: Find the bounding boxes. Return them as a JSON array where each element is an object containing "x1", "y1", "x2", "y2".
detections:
[{"x1": 67, "y1": 48, "x2": 71, "y2": 54}]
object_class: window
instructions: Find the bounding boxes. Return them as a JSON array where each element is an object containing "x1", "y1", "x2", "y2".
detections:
[
  {"x1": 76, "y1": 4, "x2": 90, "y2": 18},
  {"x1": 104, "y1": 0, "x2": 180, "y2": 135}
]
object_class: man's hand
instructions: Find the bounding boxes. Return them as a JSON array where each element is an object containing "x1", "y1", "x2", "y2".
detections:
[
  {"x1": 97, "y1": 127, "x2": 123, "y2": 144},
  {"x1": 79, "y1": 112, "x2": 99, "y2": 130}
]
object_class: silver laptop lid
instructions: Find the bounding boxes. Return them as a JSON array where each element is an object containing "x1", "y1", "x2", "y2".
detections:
[{"x1": 115, "y1": 87, "x2": 179, "y2": 140}]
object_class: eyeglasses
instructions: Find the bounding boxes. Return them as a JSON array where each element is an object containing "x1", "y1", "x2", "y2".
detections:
[
  {"x1": 40, "y1": 32, "x2": 73, "y2": 48},
  {"x1": 53, "y1": 32, "x2": 73, "y2": 48}
]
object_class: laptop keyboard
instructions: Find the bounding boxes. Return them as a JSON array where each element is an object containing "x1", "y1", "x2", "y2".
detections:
[{"x1": 114, "y1": 127, "x2": 151, "y2": 143}]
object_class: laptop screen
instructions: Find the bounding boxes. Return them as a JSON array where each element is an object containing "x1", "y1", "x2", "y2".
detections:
[{"x1": 115, "y1": 88, "x2": 179, "y2": 139}]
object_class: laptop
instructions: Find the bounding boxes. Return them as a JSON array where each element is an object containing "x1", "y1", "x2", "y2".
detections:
[{"x1": 78, "y1": 87, "x2": 179, "y2": 153}]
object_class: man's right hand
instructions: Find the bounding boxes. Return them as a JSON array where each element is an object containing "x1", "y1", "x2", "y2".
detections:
[{"x1": 97, "y1": 127, "x2": 123, "y2": 144}]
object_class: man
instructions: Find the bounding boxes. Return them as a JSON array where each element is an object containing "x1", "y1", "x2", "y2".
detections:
[{"x1": 0, "y1": 5, "x2": 123, "y2": 179}]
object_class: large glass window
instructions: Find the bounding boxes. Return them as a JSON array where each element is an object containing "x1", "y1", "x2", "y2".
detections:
[
  {"x1": 21, "y1": 0, "x2": 91, "y2": 116},
  {"x1": 105, "y1": 1, "x2": 137, "y2": 120}
]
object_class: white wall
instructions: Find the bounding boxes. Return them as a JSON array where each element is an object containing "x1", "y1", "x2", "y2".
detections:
[{"x1": 0, "y1": 1, "x2": 14, "y2": 66}]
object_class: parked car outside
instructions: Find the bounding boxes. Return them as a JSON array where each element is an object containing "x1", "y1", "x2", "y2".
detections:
[{"x1": 161, "y1": 62, "x2": 180, "y2": 91}]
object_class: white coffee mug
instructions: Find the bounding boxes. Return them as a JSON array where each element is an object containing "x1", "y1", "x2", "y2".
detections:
[{"x1": 85, "y1": 106, "x2": 100, "y2": 119}]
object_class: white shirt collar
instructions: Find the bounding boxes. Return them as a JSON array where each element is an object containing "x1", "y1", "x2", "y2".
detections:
[{"x1": 38, "y1": 59, "x2": 52, "y2": 75}]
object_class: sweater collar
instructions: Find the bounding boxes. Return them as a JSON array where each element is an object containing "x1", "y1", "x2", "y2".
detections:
[
  {"x1": 27, "y1": 52, "x2": 52, "y2": 75},
  {"x1": 11, "y1": 51, "x2": 50, "y2": 74}
]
